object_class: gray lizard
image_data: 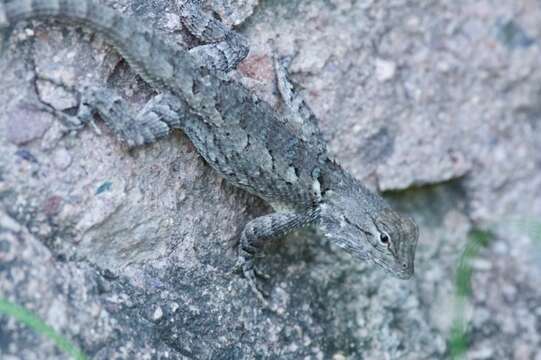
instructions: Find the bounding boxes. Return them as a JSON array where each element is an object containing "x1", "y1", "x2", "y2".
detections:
[{"x1": 0, "y1": 0, "x2": 418, "y2": 300}]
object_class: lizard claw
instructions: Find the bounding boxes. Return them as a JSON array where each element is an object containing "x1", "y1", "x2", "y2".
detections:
[
  {"x1": 235, "y1": 257, "x2": 270, "y2": 304},
  {"x1": 23, "y1": 100, "x2": 85, "y2": 130},
  {"x1": 31, "y1": 76, "x2": 99, "y2": 132},
  {"x1": 244, "y1": 268, "x2": 270, "y2": 305},
  {"x1": 232, "y1": 258, "x2": 243, "y2": 274},
  {"x1": 254, "y1": 267, "x2": 271, "y2": 281}
]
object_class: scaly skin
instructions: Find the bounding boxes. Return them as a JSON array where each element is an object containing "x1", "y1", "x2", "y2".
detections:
[{"x1": 0, "y1": 0, "x2": 418, "y2": 300}]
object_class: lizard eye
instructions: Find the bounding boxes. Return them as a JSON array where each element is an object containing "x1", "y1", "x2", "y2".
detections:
[{"x1": 379, "y1": 233, "x2": 390, "y2": 245}]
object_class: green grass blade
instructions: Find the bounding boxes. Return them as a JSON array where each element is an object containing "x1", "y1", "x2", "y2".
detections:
[{"x1": 0, "y1": 298, "x2": 87, "y2": 360}]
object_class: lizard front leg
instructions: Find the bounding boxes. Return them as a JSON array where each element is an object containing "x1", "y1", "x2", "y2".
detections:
[
  {"x1": 273, "y1": 55, "x2": 327, "y2": 151},
  {"x1": 238, "y1": 209, "x2": 320, "y2": 301},
  {"x1": 177, "y1": 0, "x2": 249, "y2": 72}
]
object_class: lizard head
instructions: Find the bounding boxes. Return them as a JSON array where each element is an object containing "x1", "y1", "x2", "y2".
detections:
[{"x1": 319, "y1": 182, "x2": 418, "y2": 279}]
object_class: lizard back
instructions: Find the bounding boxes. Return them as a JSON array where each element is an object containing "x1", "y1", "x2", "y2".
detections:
[
  {"x1": 179, "y1": 82, "x2": 331, "y2": 210},
  {"x1": 1, "y1": 0, "x2": 331, "y2": 210}
]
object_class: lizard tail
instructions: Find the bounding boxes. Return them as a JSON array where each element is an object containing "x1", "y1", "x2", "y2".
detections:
[
  {"x1": 0, "y1": 0, "x2": 132, "y2": 38},
  {"x1": 0, "y1": 0, "x2": 179, "y2": 87}
]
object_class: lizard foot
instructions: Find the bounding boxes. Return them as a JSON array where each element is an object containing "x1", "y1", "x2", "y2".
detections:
[
  {"x1": 31, "y1": 76, "x2": 96, "y2": 131},
  {"x1": 235, "y1": 211, "x2": 320, "y2": 304},
  {"x1": 23, "y1": 98, "x2": 87, "y2": 131},
  {"x1": 234, "y1": 257, "x2": 270, "y2": 304}
]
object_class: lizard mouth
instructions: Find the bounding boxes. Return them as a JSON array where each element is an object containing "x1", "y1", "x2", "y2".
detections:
[
  {"x1": 395, "y1": 269, "x2": 414, "y2": 280},
  {"x1": 373, "y1": 256, "x2": 414, "y2": 279},
  {"x1": 394, "y1": 263, "x2": 414, "y2": 279}
]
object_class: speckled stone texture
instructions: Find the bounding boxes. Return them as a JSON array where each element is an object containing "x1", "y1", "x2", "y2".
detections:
[{"x1": 0, "y1": 0, "x2": 540, "y2": 359}]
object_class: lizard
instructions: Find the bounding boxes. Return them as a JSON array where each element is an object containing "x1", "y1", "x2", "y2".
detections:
[{"x1": 0, "y1": 0, "x2": 419, "y2": 301}]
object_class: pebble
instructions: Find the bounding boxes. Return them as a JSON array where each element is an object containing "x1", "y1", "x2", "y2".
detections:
[{"x1": 375, "y1": 58, "x2": 397, "y2": 82}]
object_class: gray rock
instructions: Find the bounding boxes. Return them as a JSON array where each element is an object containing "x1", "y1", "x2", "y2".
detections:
[
  {"x1": 5, "y1": 105, "x2": 54, "y2": 146},
  {"x1": 1, "y1": 0, "x2": 540, "y2": 358}
]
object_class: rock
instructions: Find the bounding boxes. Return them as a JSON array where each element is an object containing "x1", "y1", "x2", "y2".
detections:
[
  {"x1": 151, "y1": 306, "x2": 164, "y2": 322},
  {"x1": 5, "y1": 105, "x2": 54, "y2": 145},
  {"x1": 375, "y1": 58, "x2": 397, "y2": 82},
  {"x1": 1, "y1": 0, "x2": 540, "y2": 359}
]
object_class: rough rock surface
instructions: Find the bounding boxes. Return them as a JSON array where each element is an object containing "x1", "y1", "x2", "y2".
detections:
[{"x1": 1, "y1": 0, "x2": 540, "y2": 359}]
